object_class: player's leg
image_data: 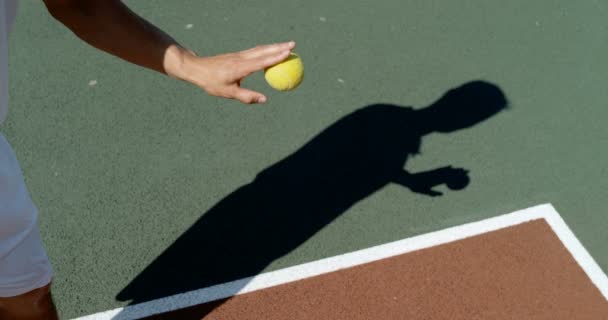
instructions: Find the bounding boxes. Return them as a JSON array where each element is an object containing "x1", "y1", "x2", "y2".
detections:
[
  {"x1": 0, "y1": 225, "x2": 58, "y2": 320},
  {"x1": 0, "y1": 282, "x2": 59, "y2": 320},
  {"x1": 0, "y1": 133, "x2": 57, "y2": 319}
]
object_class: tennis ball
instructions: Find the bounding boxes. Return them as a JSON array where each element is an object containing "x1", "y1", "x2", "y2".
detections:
[{"x1": 264, "y1": 53, "x2": 304, "y2": 91}]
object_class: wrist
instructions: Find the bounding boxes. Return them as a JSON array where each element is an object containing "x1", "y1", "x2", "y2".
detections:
[{"x1": 163, "y1": 44, "x2": 197, "y2": 81}]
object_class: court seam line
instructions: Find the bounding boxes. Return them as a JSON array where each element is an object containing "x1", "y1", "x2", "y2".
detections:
[{"x1": 73, "y1": 203, "x2": 608, "y2": 320}]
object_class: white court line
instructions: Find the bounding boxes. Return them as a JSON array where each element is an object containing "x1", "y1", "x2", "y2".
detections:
[{"x1": 74, "y1": 203, "x2": 608, "y2": 320}]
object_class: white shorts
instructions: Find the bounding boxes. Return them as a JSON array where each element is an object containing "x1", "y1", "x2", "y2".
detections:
[{"x1": 0, "y1": 132, "x2": 53, "y2": 297}]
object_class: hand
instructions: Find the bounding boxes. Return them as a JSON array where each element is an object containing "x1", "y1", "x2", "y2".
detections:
[{"x1": 171, "y1": 41, "x2": 296, "y2": 104}]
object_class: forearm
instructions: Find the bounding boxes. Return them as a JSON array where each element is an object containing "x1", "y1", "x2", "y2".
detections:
[{"x1": 43, "y1": 0, "x2": 190, "y2": 79}]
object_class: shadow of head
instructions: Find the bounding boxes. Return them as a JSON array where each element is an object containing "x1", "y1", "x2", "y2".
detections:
[{"x1": 419, "y1": 80, "x2": 508, "y2": 134}]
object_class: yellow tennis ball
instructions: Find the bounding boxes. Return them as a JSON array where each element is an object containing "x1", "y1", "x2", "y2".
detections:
[{"x1": 264, "y1": 53, "x2": 304, "y2": 91}]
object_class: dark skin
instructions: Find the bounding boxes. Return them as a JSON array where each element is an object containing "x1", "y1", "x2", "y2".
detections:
[{"x1": 2, "y1": 0, "x2": 294, "y2": 318}]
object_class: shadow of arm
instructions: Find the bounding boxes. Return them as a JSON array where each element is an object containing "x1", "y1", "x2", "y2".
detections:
[{"x1": 392, "y1": 166, "x2": 470, "y2": 197}]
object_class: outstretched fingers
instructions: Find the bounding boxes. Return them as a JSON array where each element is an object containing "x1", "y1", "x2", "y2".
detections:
[
  {"x1": 238, "y1": 43, "x2": 295, "y2": 76},
  {"x1": 240, "y1": 41, "x2": 295, "y2": 59}
]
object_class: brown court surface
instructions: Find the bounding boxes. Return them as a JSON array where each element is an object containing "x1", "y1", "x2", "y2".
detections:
[{"x1": 146, "y1": 219, "x2": 608, "y2": 319}]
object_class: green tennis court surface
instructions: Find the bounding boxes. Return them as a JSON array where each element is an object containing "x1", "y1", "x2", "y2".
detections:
[{"x1": 3, "y1": 1, "x2": 607, "y2": 318}]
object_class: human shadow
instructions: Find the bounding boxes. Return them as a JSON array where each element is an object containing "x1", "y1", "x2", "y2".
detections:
[{"x1": 115, "y1": 80, "x2": 508, "y2": 319}]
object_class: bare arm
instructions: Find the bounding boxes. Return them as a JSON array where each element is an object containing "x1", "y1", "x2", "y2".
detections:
[{"x1": 43, "y1": 0, "x2": 295, "y2": 104}]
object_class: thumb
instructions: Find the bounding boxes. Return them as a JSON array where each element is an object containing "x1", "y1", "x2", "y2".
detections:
[{"x1": 230, "y1": 87, "x2": 267, "y2": 104}]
